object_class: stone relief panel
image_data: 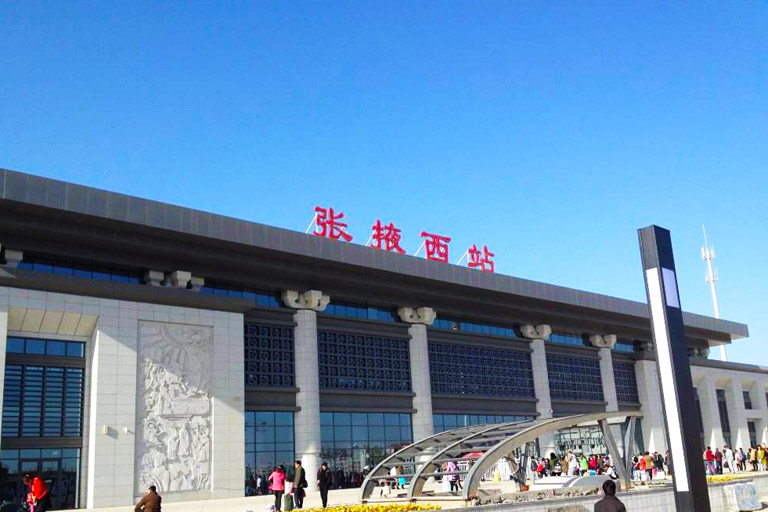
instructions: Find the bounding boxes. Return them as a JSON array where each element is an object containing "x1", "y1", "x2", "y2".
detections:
[{"x1": 136, "y1": 321, "x2": 212, "y2": 494}]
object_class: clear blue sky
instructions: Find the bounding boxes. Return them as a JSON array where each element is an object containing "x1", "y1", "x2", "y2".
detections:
[{"x1": 1, "y1": 2, "x2": 765, "y2": 364}]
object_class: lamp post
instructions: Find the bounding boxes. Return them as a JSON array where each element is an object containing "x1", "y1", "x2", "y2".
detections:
[{"x1": 638, "y1": 225, "x2": 710, "y2": 511}]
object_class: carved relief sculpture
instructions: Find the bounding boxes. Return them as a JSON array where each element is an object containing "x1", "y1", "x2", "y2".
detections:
[{"x1": 136, "y1": 322, "x2": 213, "y2": 494}]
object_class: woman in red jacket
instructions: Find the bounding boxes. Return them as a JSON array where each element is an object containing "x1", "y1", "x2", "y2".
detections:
[{"x1": 23, "y1": 474, "x2": 52, "y2": 512}]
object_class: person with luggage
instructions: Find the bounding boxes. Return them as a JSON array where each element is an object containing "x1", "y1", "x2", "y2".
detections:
[
  {"x1": 292, "y1": 460, "x2": 307, "y2": 509},
  {"x1": 268, "y1": 465, "x2": 286, "y2": 511},
  {"x1": 317, "y1": 462, "x2": 332, "y2": 508}
]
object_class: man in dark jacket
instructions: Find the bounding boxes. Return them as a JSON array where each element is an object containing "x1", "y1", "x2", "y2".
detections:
[
  {"x1": 594, "y1": 480, "x2": 625, "y2": 512},
  {"x1": 293, "y1": 460, "x2": 306, "y2": 508},
  {"x1": 134, "y1": 485, "x2": 162, "y2": 512},
  {"x1": 317, "y1": 462, "x2": 332, "y2": 508}
]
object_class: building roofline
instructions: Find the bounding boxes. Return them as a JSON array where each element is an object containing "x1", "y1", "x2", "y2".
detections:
[{"x1": 0, "y1": 167, "x2": 748, "y2": 340}]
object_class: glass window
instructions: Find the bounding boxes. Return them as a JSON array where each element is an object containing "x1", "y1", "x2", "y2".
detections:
[
  {"x1": 548, "y1": 332, "x2": 590, "y2": 347},
  {"x1": 748, "y1": 421, "x2": 758, "y2": 448},
  {"x1": 429, "y1": 343, "x2": 534, "y2": 398},
  {"x1": 46, "y1": 341, "x2": 67, "y2": 357},
  {"x1": 0, "y1": 448, "x2": 80, "y2": 509},
  {"x1": 25, "y1": 340, "x2": 46, "y2": 355},
  {"x1": 6, "y1": 338, "x2": 25, "y2": 353},
  {"x1": 743, "y1": 391, "x2": 753, "y2": 410},
  {"x1": 547, "y1": 354, "x2": 604, "y2": 402},
  {"x1": 716, "y1": 389, "x2": 732, "y2": 447},
  {"x1": 320, "y1": 412, "x2": 412, "y2": 478},
  {"x1": 2, "y1": 365, "x2": 84, "y2": 438},
  {"x1": 432, "y1": 414, "x2": 534, "y2": 434},
  {"x1": 245, "y1": 411, "x2": 294, "y2": 496},
  {"x1": 432, "y1": 316, "x2": 519, "y2": 338}
]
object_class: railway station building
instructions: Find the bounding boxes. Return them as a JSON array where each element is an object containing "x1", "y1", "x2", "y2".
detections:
[{"x1": 0, "y1": 168, "x2": 760, "y2": 509}]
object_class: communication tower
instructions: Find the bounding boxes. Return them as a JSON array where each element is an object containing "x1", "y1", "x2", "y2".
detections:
[{"x1": 701, "y1": 225, "x2": 726, "y2": 361}]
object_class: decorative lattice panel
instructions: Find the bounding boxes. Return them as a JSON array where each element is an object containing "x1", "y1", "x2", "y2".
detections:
[
  {"x1": 318, "y1": 331, "x2": 411, "y2": 391},
  {"x1": 547, "y1": 354, "x2": 604, "y2": 401},
  {"x1": 429, "y1": 343, "x2": 534, "y2": 397},
  {"x1": 245, "y1": 323, "x2": 294, "y2": 387},
  {"x1": 613, "y1": 361, "x2": 639, "y2": 404}
]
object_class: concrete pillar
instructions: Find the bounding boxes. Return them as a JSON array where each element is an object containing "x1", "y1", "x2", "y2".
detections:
[
  {"x1": 726, "y1": 379, "x2": 750, "y2": 450},
  {"x1": 634, "y1": 359, "x2": 667, "y2": 453},
  {"x1": 590, "y1": 335, "x2": 618, "y2": 412},
  {"x1": 397, "y1": 307, "x2": 437, "y2": 442},
  {"x1": 756, "y1": 377, "x2": 768, "y2": 445},
  {"x1": 521, "y1": 324, "x2": 554, "y2": 455},
  {"x1": 698, "y1": 374, "x2": 725, "y2": 449},
  {"x1": 282, "y1": 290, "x2": 330, "y2": 492},
  {"x1": 0, "y1": 295, "x2": 8, "y2": 439}
]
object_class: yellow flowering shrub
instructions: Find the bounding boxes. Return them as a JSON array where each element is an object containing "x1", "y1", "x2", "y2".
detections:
[
  {"x1": 706, "y1": 475, "x2": 736, "y2": 483},
  {"x1": 305, "y1": 504, "x2": 440, "y2": 512}
]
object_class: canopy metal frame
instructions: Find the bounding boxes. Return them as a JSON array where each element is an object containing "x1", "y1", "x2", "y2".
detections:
[{"x1": 359, "y1": 411, "x2": 642, "y2": 501}]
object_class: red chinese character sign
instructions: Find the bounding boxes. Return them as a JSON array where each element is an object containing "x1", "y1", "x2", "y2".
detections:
[
  {"x1": 467, "y1": 244, "x2": 495, "y2": 273},
  {"x1": 313, "y1": 206, "x2": 353, "y2": 242},
  {"x1": 371, "y1": 220, "x2": 406, "y2": 254},
  {"x1": 420, "y1": 232, "x2": 451, "y2": 263}
]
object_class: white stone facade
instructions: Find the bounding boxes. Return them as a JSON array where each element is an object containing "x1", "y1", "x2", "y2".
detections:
[{"x1": 0, "y1": 286, "x2": 244, "y2": 508}]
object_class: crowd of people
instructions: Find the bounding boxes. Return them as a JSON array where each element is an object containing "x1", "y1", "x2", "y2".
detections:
[
  {"x1": 702, "y1": 443, "x2": 768, "y2": 474},
  {"x1": 532, "y1": 451, "x2": 622, "y2": 480},
  {"x1": 246, "y1": 465, "x2": 371, "y2": 497}
]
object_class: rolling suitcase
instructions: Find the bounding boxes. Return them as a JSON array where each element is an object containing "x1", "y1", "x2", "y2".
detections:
[{"x1": 282, "y1": 492, "x2": 294, "y2": 511}]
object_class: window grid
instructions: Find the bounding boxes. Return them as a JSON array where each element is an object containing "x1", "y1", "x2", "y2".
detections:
[
  {"x1": 548, "y1": 332, "x2": 590, "y2": 348},
  {"x1": 6, "y1": 337, "x2": 85, "y2": 359},
  {"x1": 318, "y1": 331, "x2": 411, "y2": 392},
  {"x1": 17, "y1": 256, "x2": 141, "y2": 284},
  {"x1": 613, "y1": 361, "x2": 639, "y2": 403},
  {"x1": 748, "y1": 421, "x2": 758, "y2": 448},
  {"x1": 0, "y1": 448, "x2": 80, "y2": 510},
  {"x1": 320, "y1": 412, "x2": 412, "y2": 473},
  {"x1": 2, "y1": 365, "x2": 84, "y2": 438},
  {"x1": 202, "y1": 283, "x2": 281, "y2": 308},
  {"x1": 716, "y1": 389, "x2": 732, "y2": 447},
  {"x1": 245, "y1": 411, "x2": 294, "y2": 494},
  {"x1": 323, "y1": 302, "x2": 397, "y2": 322},
  {"x1": 429, "y1": 343, "x2": 534, "y2": 398},
  {"x1": 547, "y1": 354, "x2": 604, "y2": 402},
  {"x1": 432, "y1": 317, "x2": 519, "y2": 338},
  {"x1": 432, "y1": 414, "x2": 534, "y2": 434},
  {"x1": 694, "y1": 388, "x2": 705, "y2": 450},
  {"x1": 743, "y1": 390, "x2": 753, "y2": 410},
  {"x1": 244, "y1": 324, "x2": 294, "y2": 387}
]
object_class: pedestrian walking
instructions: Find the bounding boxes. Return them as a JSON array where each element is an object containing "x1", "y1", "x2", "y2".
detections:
[
  {"x1": 317, "y1": 462, "x2": 331, "y2": 508},
  {"x1": 134, "y1": 485, "x2": 162, "y2": 512},
  {"x1": 268, "y1": 465, "x2": 286, "y2": 511},
  {"x1": 594, "y1": 479, "x2": 626, "y2": 512},
  {"x1": 23, "y1": 474, "x2": 52, "y2": 512},
  {"x1": 293, "y1": 460, "x2": 307, "y2": 509}
]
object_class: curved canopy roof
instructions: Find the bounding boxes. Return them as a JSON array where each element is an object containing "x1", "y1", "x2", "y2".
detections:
[{"x1": 360, "y1": 411, "x2": 642, "y2": 502}]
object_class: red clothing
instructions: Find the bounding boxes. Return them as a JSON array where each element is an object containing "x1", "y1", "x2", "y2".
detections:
[
  {"x1": 705, "y1": 450, "x2": 715, "y2": 462},
  {"x1": 30, "y1": 476, "x2": 48, "y2": 500},
  {"x1": 268, "y1": 470, "x2": 286, "y2": 491}
]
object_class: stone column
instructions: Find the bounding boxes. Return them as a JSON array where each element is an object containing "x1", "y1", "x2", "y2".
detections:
[
  {"x1": 398, "y1": 306, "x2": 436, "y2": 442},
  {"x1": 634, "y1": 359, "x2": 667, "y2": 453},
  {"x1": 521, "y1": 324, "x2": 555, "y2": 455},
  {"x1": 755, "y1": 377, "x2": 768, "y2": 445},
  {"x1": 282, "y1": 290, "x2": 329, "y2": 492},
  {"x1": 590, "y1": 335, "x2": 619, "y2": 413},
  {"x1": 0, "y1": 294, "x2": 9, "y2": 439},
  {"x1": 726, "y1": 378, "x2": 750, "y2": 450},
  {"x1": 698, "y1": 374, "x2": 725, "y2": 449}
]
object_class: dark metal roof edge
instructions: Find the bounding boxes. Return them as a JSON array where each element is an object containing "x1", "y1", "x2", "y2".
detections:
[{"x1": 0, "y1": 167, "x2": 748, "y2": 339}]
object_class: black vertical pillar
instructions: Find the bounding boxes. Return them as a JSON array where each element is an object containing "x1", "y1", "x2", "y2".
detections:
[{"x1": 638, "y1": 226, "x2": 710, "y2": 511}]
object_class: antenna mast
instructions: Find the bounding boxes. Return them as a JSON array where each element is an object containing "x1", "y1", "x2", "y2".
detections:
[{"x1": 701, "y1": 225, "x2": 726, "y2": 361}]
